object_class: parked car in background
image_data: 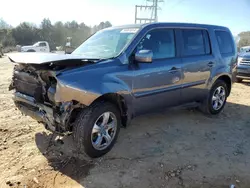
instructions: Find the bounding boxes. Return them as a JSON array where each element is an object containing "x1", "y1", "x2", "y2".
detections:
[
  {"x1": 20, "y1": 41, "x2": 50, "y2": 52},
  {"x1": 236, "y1": 52, "x2": 250, "y2": 82},
  {"x1": 9, "y1": 23, "x2": 237, "y2": 158}
]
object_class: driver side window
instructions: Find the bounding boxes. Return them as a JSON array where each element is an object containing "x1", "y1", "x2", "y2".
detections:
[{"x1": 137, "y1": 29, "x2": 176, "y2": 59}]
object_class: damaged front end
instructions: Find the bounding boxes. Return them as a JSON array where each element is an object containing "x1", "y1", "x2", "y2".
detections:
[{"x1": 9, "y1": 54, "x2": 95, "y2": 134}]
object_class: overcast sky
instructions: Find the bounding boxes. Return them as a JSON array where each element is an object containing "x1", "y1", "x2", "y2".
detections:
[{"x1": 1, "y1": 0, "x2": 250, "y2": 35}]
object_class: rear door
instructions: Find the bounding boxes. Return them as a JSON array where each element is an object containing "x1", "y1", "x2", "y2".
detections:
[{"x1": 179, "y1": 29, "x2": 215, "y2": 103}]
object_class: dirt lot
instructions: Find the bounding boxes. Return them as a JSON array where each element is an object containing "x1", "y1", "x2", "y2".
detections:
[{"x1": 0, "y1": 55, "x2": 250, "y2": 188}]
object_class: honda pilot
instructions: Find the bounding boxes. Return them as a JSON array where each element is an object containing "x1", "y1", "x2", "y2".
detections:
[{"x1": 9, "y1": 23, "x2": 237, "y2": 157}]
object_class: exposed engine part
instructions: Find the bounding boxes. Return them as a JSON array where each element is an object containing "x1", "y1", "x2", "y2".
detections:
[
  {"x1": 9, "y1": 64, "x2": 81, "y2": 133},
  {"x1": 58, "y1": 101, "x2": 84, "y2": 131},
  {"x1": 47, "y1": 86, "x2": 56, "y2": 103},
  {"x1": 9, "y1": 59, "x2": 92, "y2": 133}
]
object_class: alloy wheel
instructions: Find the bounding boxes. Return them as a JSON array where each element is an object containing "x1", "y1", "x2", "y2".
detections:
[
  {"x1": 212, "y1": 86, "x2": 226, "y2": 110},
  {"x1": 91, "y1": 112, "x2": 117, "y2": 150}
]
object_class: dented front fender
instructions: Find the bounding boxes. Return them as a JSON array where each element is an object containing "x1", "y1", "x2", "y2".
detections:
[
  {"x1": 53, "y1": 59, "x2": 133, "y2": 106},
  {"x1": 54, "y1": 79, "x2": 100, "y2": 106}
]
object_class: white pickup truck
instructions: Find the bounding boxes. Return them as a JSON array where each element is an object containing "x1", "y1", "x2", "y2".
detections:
[{"x1": 20, "y1": 41, "x2": 50, "y2": 52}]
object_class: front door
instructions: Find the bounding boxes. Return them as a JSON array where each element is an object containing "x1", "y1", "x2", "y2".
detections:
[
  {"x1": 38, "y1": 42, "x2": 47, "y2": 52},
  {"x1": 132, "y1": 28, "x2": 183, "y2": 115}
]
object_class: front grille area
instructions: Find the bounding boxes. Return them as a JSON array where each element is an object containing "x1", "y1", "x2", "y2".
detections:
[
  {"x1": 240, "y1": 58, "x2": 250, "y2": 65},
  {"x1": 13, "y1": 71, "x2": 44, "y2": 102}
]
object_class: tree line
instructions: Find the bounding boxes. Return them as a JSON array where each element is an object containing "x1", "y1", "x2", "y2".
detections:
[
  {"x1": 238, "y1": 31, "x2": 250, "y2": 49},
  {"x1": 0, "y1": 18, "x2": 112, "y2": 50},
  {"x1": 1, "y1": 18, "x2": 250, "y2": 50}
]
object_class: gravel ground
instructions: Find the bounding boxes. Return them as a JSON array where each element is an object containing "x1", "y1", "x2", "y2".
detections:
[{"x1": 0, "y1": 55, "x2": 250, "y2": 188}]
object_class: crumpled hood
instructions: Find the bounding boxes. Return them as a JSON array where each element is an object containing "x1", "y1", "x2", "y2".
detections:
[{"x1": 8, "y1": 52, "x2": 91, "y2": 64}]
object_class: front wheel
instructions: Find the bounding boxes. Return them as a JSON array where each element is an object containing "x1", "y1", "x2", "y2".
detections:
[
  {"x1": 27, "y1": 49, "x2": 36, "y2": 52},
  {"x1": 73, "y1": 102, "x2": 121, "y2": 158},
  {"x1": 200, "y1": 80, "x2": 228, "y2": 115}
]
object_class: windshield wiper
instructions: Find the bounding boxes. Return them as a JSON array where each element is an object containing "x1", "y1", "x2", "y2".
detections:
[
  {"x1": 81, "y1": 59, "x2": 101, "y2": 63},
  {"x1": 81, "y1": 57, "x2": 114, "y2": 63}
]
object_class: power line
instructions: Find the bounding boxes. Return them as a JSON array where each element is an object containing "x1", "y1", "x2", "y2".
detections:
[{"x1": 134, "y1": 0, "x2": 164, "y2": 24}]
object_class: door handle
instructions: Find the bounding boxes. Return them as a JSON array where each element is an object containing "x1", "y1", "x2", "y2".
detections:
[
  {"x1": 207, "y1": 62, "x2": 215, "y2": 67},
  {"x1": 168, "y1": 67, "x2": 180, "y2": 73}
]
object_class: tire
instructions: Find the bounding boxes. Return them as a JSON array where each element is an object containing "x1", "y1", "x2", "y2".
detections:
[
  {"x1": 200, "y1": 80, "x2": 228, "y2": 115},
  {"x1": 236, "y1": 78, "x2": 243, "y2": 83},
  {"x1": 73, "y1": 102, "x2": 121, "y2": 158},
  {"x1": 27, "y1": 49, "x2": 35, "y2": 52}
]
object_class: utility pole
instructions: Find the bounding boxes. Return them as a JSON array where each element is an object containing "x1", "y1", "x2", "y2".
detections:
[
  {"x1": 155, "y1": 0, "x2": 158, "y2": 22},
  {"x1": 134, "y1": 0, "x2": 163, "y2": 24}
]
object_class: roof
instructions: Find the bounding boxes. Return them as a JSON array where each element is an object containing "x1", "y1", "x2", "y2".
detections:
[
  {"x1": 109, "y1": 22, "x2": 229, "y2": 31},
  {"x1": 143, "y1": 22, "x2": 229, "y2": 30}
]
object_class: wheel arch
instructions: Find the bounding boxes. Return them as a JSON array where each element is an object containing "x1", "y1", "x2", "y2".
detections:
[
  {"x1": 90, "y1": 93, "x2": 129, "y2": 127},
  {"x1": 67, "y1": 93, "x2": 130, "y2": 131},
  {"x1": 213, "y1": 74, "x2": 232, "y2": 96}
]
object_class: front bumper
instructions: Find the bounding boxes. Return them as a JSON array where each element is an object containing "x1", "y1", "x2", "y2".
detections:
[
  {"x1": 236, "y1": 64, "x2": 250, "y2": 80},
  {"x1": 13, "y1": 92, "x2": 57, "y2": 132},
  {"x1": 13, "y1": 92, "x2": 77, "y2": 134}
]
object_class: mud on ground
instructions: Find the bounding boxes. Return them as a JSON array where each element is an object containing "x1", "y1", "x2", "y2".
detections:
[{"x1": 0, "y1": 56, "x2": 250, "y2": 188}]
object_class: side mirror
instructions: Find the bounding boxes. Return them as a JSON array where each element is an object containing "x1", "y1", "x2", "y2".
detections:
[{"x1": 135, "y1": 50, "x2": 153, "y2": 63}]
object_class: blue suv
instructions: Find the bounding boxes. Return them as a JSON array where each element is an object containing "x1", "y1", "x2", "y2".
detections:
[{"x1": 9, "y1": 23, "x2": 237, "y2": 157}]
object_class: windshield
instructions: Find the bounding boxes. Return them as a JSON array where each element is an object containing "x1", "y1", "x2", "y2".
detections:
[
  {"x1": 240, "y1": 47, "x2": 250, "y2": 52},
  {"x1": 33, "y1": 42, "x2": 39, "y2": 46},
  {"x1": 72, "y1": 27, "x2": 140, "y2": 59}
]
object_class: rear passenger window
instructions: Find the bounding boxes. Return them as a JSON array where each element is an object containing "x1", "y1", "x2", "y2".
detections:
[
  {"x1": 182, "y1": 29, "x2": 211, "y2": 56},
  {"x1": 215, "y1": 31, "x2": 234, "y2": 54}
]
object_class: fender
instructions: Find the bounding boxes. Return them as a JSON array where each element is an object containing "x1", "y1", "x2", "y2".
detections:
[
  {"x1": 54, "y1": 60, "x2": 134, "y2": 107},
  {"x1": 208, "y1": 61, "x2": 233, "y2": 90}
]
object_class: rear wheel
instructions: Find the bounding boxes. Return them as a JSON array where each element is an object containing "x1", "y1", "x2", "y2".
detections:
[
  {"x1": 73, "y1": 102, "x2": 121, "y2": 158},
  {"x1": 236, "y1": 78, "x2": 243, "y2": 83},
  {"x1": 200, "y1": 80, "x2": 228, "y2": 115}
]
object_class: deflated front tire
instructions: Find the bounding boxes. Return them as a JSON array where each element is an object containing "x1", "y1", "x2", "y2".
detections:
[{"x1": 73, "y1": 101, "x2": 121, "y2": 158}]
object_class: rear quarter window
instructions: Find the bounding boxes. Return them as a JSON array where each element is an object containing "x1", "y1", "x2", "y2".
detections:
[{"x1": 215, "y1": 30, "x2": 234, "y2": 54}]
